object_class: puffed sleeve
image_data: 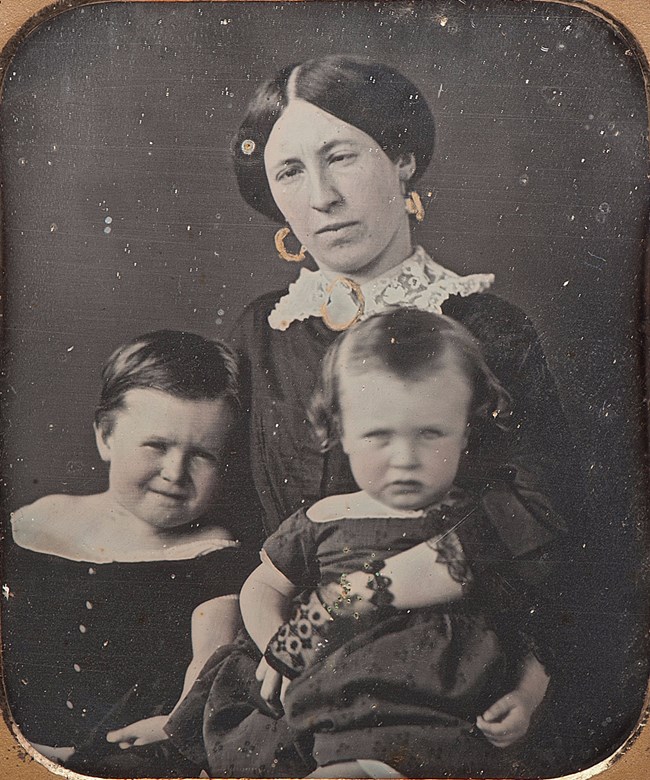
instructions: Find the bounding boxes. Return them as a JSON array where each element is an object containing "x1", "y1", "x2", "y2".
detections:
[
  {"x1": 447, "y1": 293, "x2": 586, "y2": 554},
  {"x1": 213, "y1": 300, "x2": 273, "y2": 550},
  {"x1": 262, "y1": 509, "x2": 321, "y2": 591},
  {"x1": 443, "y1": 293, "x2": 588, "y2": 672}
]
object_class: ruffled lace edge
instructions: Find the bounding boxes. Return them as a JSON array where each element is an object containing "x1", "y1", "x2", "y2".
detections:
[{"x1": 267, "y1": 246, "x2": 495, "y2": 331}]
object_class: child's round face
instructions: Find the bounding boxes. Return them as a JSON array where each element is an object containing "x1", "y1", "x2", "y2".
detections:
[
  {"x1": 339, "y1": 361, "x2": 472, "y2": 511},
  {"x1": 94, "y1": 388, "x2": 235, "y2": 531}
]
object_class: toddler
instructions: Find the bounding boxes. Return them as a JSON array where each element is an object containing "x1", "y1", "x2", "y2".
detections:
[{"x1": 241, "y1": 309, "x2": 552, "y2": 778}]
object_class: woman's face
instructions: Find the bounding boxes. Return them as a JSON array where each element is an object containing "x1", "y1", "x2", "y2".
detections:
[{"x1": 264, "y1": 99, "x2": 414, "y2": 283}]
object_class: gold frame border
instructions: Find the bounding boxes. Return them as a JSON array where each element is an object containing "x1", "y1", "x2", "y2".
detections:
[{"x1": 0, "y1": 0, "x2": 647, "y2": 778}]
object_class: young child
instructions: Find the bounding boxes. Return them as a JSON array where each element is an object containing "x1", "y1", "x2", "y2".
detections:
[
  {"x1": 240, "y1": 309, "x2": 552, "y2": 778},
  {"x1": 3, "y1": 330, "x2": 259, "y2": 778}
]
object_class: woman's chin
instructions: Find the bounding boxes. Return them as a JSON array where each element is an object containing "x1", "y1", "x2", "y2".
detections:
[
  {"x1": 319, "y1": 258, "x2": 384, "y2": 285},
  {"x1": 317, "y1": 249, "x2": 366, "y2": 276},
  {"x1": 317, "y1": 243, "x2": 408, "y2": 282}
]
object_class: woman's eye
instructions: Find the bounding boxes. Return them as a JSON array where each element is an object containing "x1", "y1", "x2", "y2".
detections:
[
  {"x1": 419, "y1": 430, "x2": 442, "y2": 441},
  {"x1": 277, "y1": 166, "x2": 302, "y2": 182},
  {"x1": 143, "y1": 442, "x2": 166, "y2": 452},
  {"x1": 329, "y1": 152, "x2": 356, "y2": 166}
]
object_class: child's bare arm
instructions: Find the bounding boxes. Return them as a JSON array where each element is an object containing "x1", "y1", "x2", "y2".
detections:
[
  {"x1": 178, "y1": 595, "x2": 242, "y2": 703},
  {"x1": 368, "y1": 539, "x2": 466, "y2": 608},
  {"x1": 240, "y1": 562, "x2": 299, "y2": 652},
  {"x1": 107, "y1": 595, "x2": 242, "y2": 748},
  {"x1": 477, "y1": 653, "x2": 550, "y2": 748},
  {"x1": 240, "y1": 563, "x2": 300, "y2": 710},
  {"x1": 318, "y1": 537, "x2": 466, "y2": 616}
]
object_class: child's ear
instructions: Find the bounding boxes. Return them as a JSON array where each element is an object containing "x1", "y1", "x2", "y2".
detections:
[{"x1": 93, "y1": 421, "x2": 112, "y2": 463}]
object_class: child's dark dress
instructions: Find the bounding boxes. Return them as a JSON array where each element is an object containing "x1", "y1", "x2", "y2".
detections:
[
  {"x1": 2, "y1": 542, "x2": 258, "y2": 778},
  {"x1": 262, "y1": 497, "x2": 531, "y2": 777},
  {"x1": 169, "y1": 485, "x2": 568, "y2": 778}
]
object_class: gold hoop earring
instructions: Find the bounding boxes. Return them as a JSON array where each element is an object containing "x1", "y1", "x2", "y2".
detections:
[
  {"x1": 404, "y1": 191, "x2": 425, "y2": 223},
  {"x1": 274, "y1": 227, "x2": 306, "y2": 262}
]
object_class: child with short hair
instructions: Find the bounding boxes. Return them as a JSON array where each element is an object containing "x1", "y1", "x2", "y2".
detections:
[
  {"x1": 239, "y1": 309, "x2": 552, "y2": 778},
  {"x1": 3, "y1": 330, "x2": 258, "y2": 777}
]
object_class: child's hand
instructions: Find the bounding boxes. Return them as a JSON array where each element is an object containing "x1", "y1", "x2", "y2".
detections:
[
  {"x1": 30, "y1": 744, "x2": 75, "y2": 764},
  {"x1": 476, "y1": 691, "x2": 534, "y2": 748},
  {"x1": 478, "y1": 653, "x2": 550, "y2": 748},
  {"x1": 255, "y1": 657, "x2": 290, "y2": 713},
  {"x1": 106, "y1": 715, "x2": 169, "y2": 749}
]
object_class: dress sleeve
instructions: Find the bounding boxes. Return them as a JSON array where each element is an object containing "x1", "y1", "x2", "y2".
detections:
[
  {"x1": 213, "y1": 302, "x2": 271, "y2": 550},
  {"x1": 262, "y1": 509, "x2": 321, "y2": 591},
  {"x1": 444, "y1": 293, "x2": 587, "y2": 672},
  {"x1": 446, "y1": 293, "x2": 586, "y2": 554}
]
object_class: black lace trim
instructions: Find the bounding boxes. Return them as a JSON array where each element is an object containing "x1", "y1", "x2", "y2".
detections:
[
  {"x1": 426, "y1": 531, "x2": 473, "y2": 587},
  {"x1": 363, "y1": 558, "x2": 395, "y2": 608},
  {"x1": 264, "y1": 590, "x2": 333, "y2": 680}
]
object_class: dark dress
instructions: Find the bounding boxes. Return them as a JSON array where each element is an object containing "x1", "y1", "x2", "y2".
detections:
[
  {"x1": 167, "y1": 287, "x2": 587, "y2": 777},
  {"x1": 1, "y1": 541, "x2": 258, "y2": 777},
  {"x1": 263, "y1": 504, "x2": 529, "y2": 777}
]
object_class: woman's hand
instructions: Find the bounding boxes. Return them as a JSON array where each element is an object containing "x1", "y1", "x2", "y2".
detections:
[
  {"x1": 106, "y1": 714, "x2": 170, "y2": 749},
  {"x1": 255, "y1": 657, "x2": 290, "y2": 713}
]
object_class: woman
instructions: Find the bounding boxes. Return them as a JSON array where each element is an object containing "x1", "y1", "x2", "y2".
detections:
[{"x1": 167, "y1": 55, "x2": 586, "y2": 777}]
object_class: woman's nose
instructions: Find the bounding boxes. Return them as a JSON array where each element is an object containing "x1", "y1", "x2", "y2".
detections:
[
  {"x1": 160, "y1": 450, "x2": 188, "y2": 483},
  {"x1": 309, "y1": 168, "x2": 342, "y2": 212}
]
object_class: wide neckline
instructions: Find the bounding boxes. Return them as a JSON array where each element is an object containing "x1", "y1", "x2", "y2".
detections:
[
  {"x1": 10, "y1": 540, "x2": 238, "y2": 567},
  {"x1": 10, "y1": 499, "x2": 239, "y2": 564}
]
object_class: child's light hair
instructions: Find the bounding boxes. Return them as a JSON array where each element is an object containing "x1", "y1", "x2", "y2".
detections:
[
  {"x1": 309, "y1": 308, "x2": 510, "y2": 452},
  {"x1": 95, "y1": 330, "x2": 239, "y2": 434}
]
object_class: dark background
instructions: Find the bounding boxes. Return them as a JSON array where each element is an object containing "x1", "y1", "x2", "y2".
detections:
[{"x1": 1, "y1": 0, "x2": 648, "y2": 770}]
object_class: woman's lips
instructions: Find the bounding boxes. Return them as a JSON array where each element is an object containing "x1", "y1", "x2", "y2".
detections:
[{"x1": 315, "y1": 220, "x2": 359, "y2": 235}]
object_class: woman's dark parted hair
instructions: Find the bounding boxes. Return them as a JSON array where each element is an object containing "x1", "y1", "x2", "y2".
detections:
[
  {"x1": 233, "y1": 55, "x2": 436, "y2": 223},
  {"x1": 310, "y1": 308, "x2": 510, "y2": 452},
  {"x1": 94, "y1": 330, "x2": 240, "y2": 433}
]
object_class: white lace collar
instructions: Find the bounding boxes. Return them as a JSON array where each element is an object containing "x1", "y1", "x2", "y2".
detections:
[{"x1": 267, "y1": 246, "x2": 494, "y2": 331}]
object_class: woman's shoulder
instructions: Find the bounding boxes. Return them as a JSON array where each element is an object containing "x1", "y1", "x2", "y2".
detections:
[
  {"x1": 442, "y1": 291, "x2": 544, "y2": 354},
  {"x1": 443, "y1": 290, "x2": 530, "y2": 327},
  {"x1": 229, "y1": 289, "x2": 289, "y2": 355},
  {"x1": 236, "y1": 289, "x2": 288, "y2": 326}
]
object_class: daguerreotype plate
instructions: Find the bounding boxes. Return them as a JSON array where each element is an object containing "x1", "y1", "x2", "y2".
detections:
[{"x1": 0, "y1": 1, "x2": 648, "y2": 779}]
